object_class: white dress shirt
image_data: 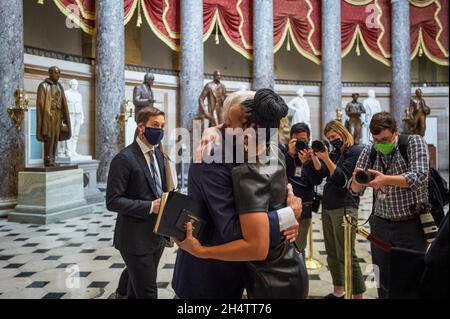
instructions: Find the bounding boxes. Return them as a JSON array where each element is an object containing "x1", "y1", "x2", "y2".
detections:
[{"x1": 136, "y1": 137, "x2": 163, "y2": 214}]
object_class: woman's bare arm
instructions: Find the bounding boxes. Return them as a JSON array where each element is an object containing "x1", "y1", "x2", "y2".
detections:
[{"x1": 175, "y1": 212, "x2": 270, "y2": 262}]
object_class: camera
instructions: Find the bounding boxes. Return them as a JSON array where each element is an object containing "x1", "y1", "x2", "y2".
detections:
[
  {"x1": 295, "y1": 140, "x2": 309, "y2": 153},
  {"x1": 311, "y1": 140, "x2": 326, "y2": 153},
  {"x1": 355, "y1": 170, "x2": 375, "y2": 184}
]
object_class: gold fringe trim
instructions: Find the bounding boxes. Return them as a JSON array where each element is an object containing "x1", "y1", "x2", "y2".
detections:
[
  {"x1": 52, "y1": 0, "x2": 95, "y2": 35},
  {"x1": 141, "y1": 0, "x2": 180, "y2": 51},
  {"x1": 75, "y1": 0, "x2": 95, "y2": 20},
  {"x1": 344, "y1": 0, "x2": 373, "y2": 5},
  {"x1": 137, "y1": 0, "x2": 142, "y2": 27},
  {"x1": 124, "y1": 0, "x2": 139, "y2": 26},
  {"x1": 163, "y1": 0, "x2": 180, "y2": 39},
  {"x1": 237, "y1": 0, "x2": 252, "y2": 50}
]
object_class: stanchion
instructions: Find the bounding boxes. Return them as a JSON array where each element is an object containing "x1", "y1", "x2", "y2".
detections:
[
  {"x1": 343, "y1": 214, "x2": 353, "y2": 299},
  {"x1": 305, "y1": 222, "x2": 322, "y2": 270}
]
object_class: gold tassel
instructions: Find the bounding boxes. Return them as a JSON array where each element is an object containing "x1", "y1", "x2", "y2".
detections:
[
  {"x1": 419, "y1": 45, "x2": 423, "y2": 57},
  {"x1": 136, "y1": 0, "x2": 142, "y2": 27},
  {"x1": 215, "y1": 21, "x2": 220, "y2": 44},
  {"x1": 286, "y1": 31, "x2": 291, "y2": 51},
  {"x1": 37, "y1": 0, "x2": 44, "y2": 4},
  {"x1": 356, "y1": 35, "x2": 361, "y2": 56}
]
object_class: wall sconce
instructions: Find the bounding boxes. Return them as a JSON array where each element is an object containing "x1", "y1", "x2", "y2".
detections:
[
  {"x1": 115, "y1": 100, "x2": 134, "y2": 127},
  {"x1": 336, "y1": 108, "x2": 343, "y2": 122},
  {"x1": 7, "y1": 88, "x2": 29, "y2": 131}
]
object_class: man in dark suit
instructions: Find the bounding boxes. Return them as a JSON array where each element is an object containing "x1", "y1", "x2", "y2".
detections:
[{"x1": 106, "y1": 107, "x2": 168, "y2": 299}]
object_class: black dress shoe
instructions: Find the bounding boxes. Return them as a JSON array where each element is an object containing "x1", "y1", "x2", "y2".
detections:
[{"x1": 323, "y1": 293, "x2": 345, "y2": 299}]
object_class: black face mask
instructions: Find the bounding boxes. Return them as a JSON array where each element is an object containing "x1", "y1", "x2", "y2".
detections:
[
  {"x1": 144, "y1": 127, "x2": 164, "y2": 146},
  {"x1": 330, "y1": 138, "x2": 343, "y2": 150}
]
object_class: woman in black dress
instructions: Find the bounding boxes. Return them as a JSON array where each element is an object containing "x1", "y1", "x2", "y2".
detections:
[{"x1": 176, "y1": 89, "x2": 308, "y2": 299}]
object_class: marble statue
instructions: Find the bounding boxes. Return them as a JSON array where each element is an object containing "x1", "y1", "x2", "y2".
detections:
[
  {"x1": 198, "y1": 70, "x2": 227, "y2": 126},
  {"x1": 36, "y1": 66, "x2": 71, "y2": 167},
  {"x1": 287, "y1": 88, "x2": 310, "y2": 128},
  {"x1": 57, "y1": 79, "x2": 92, "y2": 162},
  {"x1": 362, "y1": 90, "x2": 382, "y2": 144},
  {"x1": 404, "y1": 88, "x2": 431, "y2": 136},
  {"x1": 345, "y1": 93, "x2": 366, "y2": 145},
  {"x1": 133, "y1": 73, "x2": 157, "y2": 121}
]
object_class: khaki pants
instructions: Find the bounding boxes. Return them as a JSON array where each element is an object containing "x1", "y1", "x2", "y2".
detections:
[
  {"x1": 322, "y1": 207, "x2": 366, "y2": 295},
  {"x1": 295, "y1": 218, "x2": 311, "y2": 256}
]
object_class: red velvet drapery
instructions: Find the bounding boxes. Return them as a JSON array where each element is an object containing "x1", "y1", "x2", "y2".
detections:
[{"x1": 43, "y1": 0, "x2": 449, "y2": 66}]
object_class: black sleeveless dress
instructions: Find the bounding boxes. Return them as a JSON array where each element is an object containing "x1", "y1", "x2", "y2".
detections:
[{"x1": 231, "y1": 144, "x2": 309, "y2": 299}]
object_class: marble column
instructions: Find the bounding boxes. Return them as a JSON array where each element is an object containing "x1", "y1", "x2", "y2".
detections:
[
  {"x1": 180, "y1": 0, "x2": 203, "y2": 133},
  {"x1": 321, "y1": 0, "x2": 342, "y2": 130},
  {"x1": 0, "y1": 0, "x2": 25, "y2": 216},
  {"x1": 95, "y1": 0, "x2": 125, "y2": 183},
  {"x1": 253, "y1": 0, "x2": 274, "y2": 90},
  {"x1": 391, "y1": 0, "x2": 411, "y2": 130}
]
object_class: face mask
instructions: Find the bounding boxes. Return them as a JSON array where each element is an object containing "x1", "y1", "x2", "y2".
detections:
[
  {"x1": 144, "y1": 127, "x2": 164, "y2": 146},
  {"x1": 330, "y1": 139, "x2": 343, "y2": 150},
  {"x1": 374, "y1": 141, "x2": 396, "y2": 155}
]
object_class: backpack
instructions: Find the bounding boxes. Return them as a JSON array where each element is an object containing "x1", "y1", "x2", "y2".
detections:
[{"x1": 369, "y1": 134, "x2": 449, "y2": 227}]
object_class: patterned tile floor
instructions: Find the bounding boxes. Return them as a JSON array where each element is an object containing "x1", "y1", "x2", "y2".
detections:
[{"x1": 0, "y1": 171, "x2": 447, "y2": 299}]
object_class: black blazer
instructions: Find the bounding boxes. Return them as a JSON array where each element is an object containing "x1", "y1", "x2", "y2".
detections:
[{"x1": 106, "y1": 141, "x2": 167, "y2": 255}]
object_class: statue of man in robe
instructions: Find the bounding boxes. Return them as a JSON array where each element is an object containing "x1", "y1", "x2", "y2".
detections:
[
  {"x1": 287, "y1": 88, "x2": 310, "y2": 129},
  {"x1": 362, "y1": 90, "x2": 382, "y2": 144},
  {"x1": 345, "y1": 93, "x2": 366, "y2": 145}
]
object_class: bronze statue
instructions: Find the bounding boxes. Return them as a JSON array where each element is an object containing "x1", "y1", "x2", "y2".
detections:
[
  {"x1": 198, "y1": 70, "x2": 227, "y2": 126},
  {"x1": 345, "y1": 93, "x2": 366, "y2": 145},
  {"x1": 133, "y1": 73, "x2": 157, "y2": 121},
  {"x1": 36, "y1": 66, "x2": 72, "y2": 167},
  {"x1": 404, "y1": 88, "x2": 431, "y2": 136}
]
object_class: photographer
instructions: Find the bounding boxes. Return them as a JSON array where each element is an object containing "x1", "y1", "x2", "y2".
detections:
[
  {"x1": 314, "y1": 120, "x2": 366, "y2": 299},
  {"x1": 284, "y1": 123, "x2": 323, "y2": 256},
  {"x1": 350, "y1": 112, "x2": 429, "y2": 299}
]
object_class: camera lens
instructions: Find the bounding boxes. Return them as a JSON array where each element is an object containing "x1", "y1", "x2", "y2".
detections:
[
  {"x1": 355, "y1": 170, "x2": 374, "y2": 184},
  {"x1": 311, "y1": 140, "x2": 325, "y2": 153},
  {"x1": 295, "y1": 140, "x2": 308, "y2": 152}
]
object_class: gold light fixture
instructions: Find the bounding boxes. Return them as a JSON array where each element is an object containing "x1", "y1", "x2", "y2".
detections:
[
  {"x1": 7, "y1": 88, "x2": 29, "y2": 131},
  {"x1": 336, "y1": 108, "x2": 343, "y2": 121},
  {"x1": 115, "y1": 99, "x2": 134, "y2": 126}
]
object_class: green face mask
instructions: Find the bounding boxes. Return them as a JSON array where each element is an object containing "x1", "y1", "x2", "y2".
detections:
[{"x1": 374, "y1": 141, "x2": 396, "y2": 155}]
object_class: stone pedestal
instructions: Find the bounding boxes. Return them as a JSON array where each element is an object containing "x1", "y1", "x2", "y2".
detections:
[
  {"x1": 9, "y1": 167, "x2": 92, "y2": 224},
  {"x1": 55, "y1": 159, "x2": 103, "y2": 204}
]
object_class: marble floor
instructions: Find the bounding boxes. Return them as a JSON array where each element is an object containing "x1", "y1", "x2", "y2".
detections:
[{"x1": 0, "y1": 171, "x2": 447, "y2": 299}]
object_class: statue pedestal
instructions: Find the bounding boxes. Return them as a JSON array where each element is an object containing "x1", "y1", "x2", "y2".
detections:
[
  {"x1": 8, "y1": 166, "x2": 92, "y2": 224},
  {"x1": 56, "y1": 159, "x2": 103, "y2": 204}
]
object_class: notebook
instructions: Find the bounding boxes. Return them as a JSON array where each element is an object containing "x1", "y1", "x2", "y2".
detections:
[{"x1": 153, "y1": 191, "x2": 206, "y2": 241}]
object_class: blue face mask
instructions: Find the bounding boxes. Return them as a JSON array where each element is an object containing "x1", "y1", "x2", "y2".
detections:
[
  {"x1": 144, "y1": 127, "x2": 164, "y2": 146},
  {"x1": 330, "y1": 138, "x2": 343, "y2": 150}
]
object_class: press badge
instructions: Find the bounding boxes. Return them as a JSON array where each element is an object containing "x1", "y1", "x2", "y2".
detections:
[{"x1": 295, "y1": 166, "x2": 302, "y2": 177}]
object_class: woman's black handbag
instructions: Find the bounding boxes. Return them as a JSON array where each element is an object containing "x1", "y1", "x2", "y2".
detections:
[{"x1": 244, "y1": 240, "x2": 309, "y2": 299}]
